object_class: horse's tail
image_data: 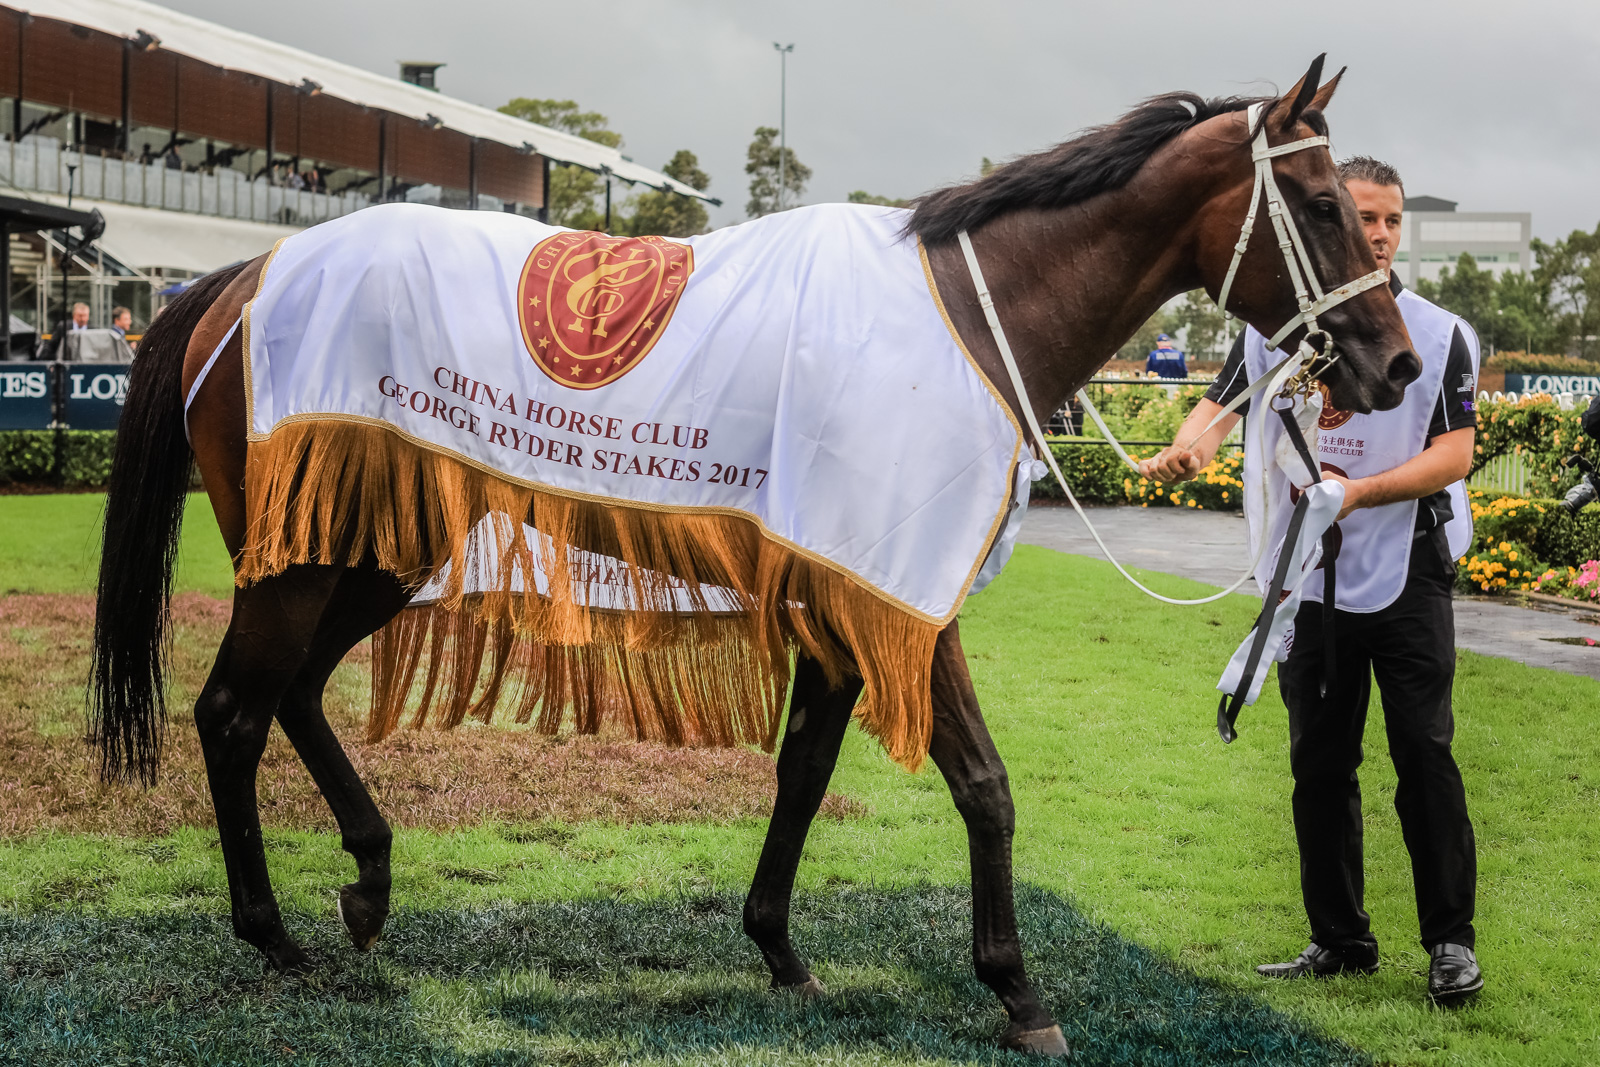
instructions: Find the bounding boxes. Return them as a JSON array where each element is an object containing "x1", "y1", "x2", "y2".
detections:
[{"x1": 91, "y1": 262, "x2": 247, "y2": 784}]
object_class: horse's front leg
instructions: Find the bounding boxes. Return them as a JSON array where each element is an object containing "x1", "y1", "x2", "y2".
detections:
[
  {"x1": 928, "y1": 620, "x2": 1068, "y2": 1057},
  {"x1": 743, "y1": 654, "x2": 861, "y2": 992}
]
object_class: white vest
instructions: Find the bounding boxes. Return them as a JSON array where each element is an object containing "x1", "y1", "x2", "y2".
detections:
[{"x1": 1243, "y1": 286, "x2": 1477, "y2": 613}]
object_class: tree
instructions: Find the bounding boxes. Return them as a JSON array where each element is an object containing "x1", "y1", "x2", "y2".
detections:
[
  {"x1": 1534, "y1": 225, "x2": 1600, "y2": 359},
  {"x1": 1171, "y1": 289, "x2": 1227, "y2": 360},
  {"x1": 497, "y1": 97, "x2": 622, "y2": 228},
  {"x1": 626, "y1": 150, "x2": 711, "y2": 238},
  {"x1": 745, "y1": 126, "x2": 811, "y2": 217},
  {"x1": 1415, "y1": 249, "x2": 1569, "y2": 356},
  {"x1": 497, "y1": 98, "x2": 622, "y2": 147},
  {"x1": 846, "y1": 191, "x2": 908, "y2": 208}
]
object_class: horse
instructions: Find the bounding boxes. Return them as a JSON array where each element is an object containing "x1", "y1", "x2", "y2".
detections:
[{"x1": 90, "y1": 56, "x2": 1417, "y2": 1057}]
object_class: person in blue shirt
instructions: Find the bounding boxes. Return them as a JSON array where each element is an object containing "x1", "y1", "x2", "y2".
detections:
[{"x1": 1145, "y1": 333, "x2": 1187, "y2": 378}]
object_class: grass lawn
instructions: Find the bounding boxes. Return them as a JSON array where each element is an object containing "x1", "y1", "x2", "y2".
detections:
[
  {"x1": 2, "y1": 493, "x2": 1598, "y2": 1064},
  {"x1": 0, "y1": 491, "x2": 235, "y2": 598}
]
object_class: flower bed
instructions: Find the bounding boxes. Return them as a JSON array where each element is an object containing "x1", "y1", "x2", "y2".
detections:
[{"x1": 1458, "y1": 489, "x2": 1600, "y2": 601}]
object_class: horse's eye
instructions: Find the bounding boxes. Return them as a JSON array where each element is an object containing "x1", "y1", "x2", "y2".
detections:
[{"x1": 1310, "y1": 199, "x2": 1339, "y2": 223}]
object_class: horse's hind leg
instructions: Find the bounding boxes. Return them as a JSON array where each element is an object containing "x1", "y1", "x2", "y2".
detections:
[
  {"x1": 928, "y1": 621, "x2": 1068, "y2": 1057},
  {"x1": 272, "y1": 562, "x2": 413, "y2": 952},
  {"x1": 195, "y1": 563, "x2": 344, "y2": 972},
  {"x1": 743, "y1": 654, "x2": 861, "y2": 992}
]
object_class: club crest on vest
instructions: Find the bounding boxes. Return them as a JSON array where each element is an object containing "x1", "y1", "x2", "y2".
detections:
[
  {"x1": 1316, "y1": 380, "x2": 1355, "y2": 430},
  {"x1": 517, "y1": 231, "x2": 695, "y2": 390}
]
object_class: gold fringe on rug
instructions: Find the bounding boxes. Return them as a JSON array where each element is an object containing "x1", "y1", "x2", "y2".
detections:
[{"x1": 239, "y1": 420, "x2": 944, "y2": 768}]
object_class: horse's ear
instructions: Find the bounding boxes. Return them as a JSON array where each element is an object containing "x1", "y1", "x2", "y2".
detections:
[
  {"x1": 1271, "y1": 53, "x2": 1327, "y2": 130},
  {"x1": 1307, "y1": 66, "x2": 1346, "y2": 114}
]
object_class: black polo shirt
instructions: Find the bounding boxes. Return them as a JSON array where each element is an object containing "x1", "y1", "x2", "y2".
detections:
[{"x1": 1204, "y1": 274, "x2": 1477, "y2": 531}]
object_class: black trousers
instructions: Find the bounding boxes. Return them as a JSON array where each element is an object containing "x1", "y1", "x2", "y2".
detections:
[{"x1": 1278, "y1": 526, "x2": 1477, "y2": 956}]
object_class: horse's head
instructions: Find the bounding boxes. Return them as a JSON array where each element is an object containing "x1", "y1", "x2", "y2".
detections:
[{"x1": 1199, "y1": 56, "x2": 1419, "y2": 413}]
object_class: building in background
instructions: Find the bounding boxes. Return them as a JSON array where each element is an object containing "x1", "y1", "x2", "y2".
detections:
[
  {"x1": 1397, "y1": 194, "x2": 1532, "y2": 288},
  {"x1": 0, "y1": 0, "x2": 712, "y2": 347}
]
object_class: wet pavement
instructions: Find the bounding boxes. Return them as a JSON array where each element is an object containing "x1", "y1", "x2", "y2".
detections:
[{"x1": 1020, "y1": 502, "x2": 1600, "y2": 682}]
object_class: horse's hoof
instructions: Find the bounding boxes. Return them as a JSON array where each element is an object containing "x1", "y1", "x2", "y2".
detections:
[
  {"x1": 338, "y1": 884, "x2": 389, "y2": 952},
  {"x1": 265, "y1": 938, "x2": 313, "y2": 975},
  {"x1": 774, "y1": 975, "x2": 827, "y2": 998},
  {"x1": 1000, "y1": 1022, "x2": 1071, "y2": 1058}
]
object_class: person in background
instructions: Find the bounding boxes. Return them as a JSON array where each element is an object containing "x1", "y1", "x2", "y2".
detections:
[
  {"x1": 47, "y1": 301, "x2": 90, "y2": 358},
  {"x1": 1145, "y1": 333, "x2": 1188, "y2": 379},
  {"x1": 110, "y1": 306, "x2": 136, "y2": 355}
]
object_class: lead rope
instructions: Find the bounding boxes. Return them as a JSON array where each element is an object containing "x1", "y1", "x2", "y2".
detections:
[{"x1": 958, "y1": 230, "x2": 1289, "y2": 606}]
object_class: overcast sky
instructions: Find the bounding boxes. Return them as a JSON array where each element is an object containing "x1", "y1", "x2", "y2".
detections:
[{"x1": 163, "y1": 0, "x2": 1599, "y2": 241}]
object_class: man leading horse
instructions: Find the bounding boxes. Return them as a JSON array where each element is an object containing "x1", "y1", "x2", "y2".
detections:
[{"x1": 1141, "y1": 156, "x2": 1483, "y2": 1005}]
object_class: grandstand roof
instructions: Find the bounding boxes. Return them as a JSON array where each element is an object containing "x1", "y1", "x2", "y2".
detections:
[{"x1": 15, "y1": 0, "x2": 716, "y2": 202}]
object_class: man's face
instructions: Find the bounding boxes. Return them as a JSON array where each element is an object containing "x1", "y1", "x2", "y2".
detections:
[
  {"x1": 113, "y1": 311, "x2": 131, "y2": 331},
  {"x1": 72, "y1": 305, "x2": 89, "y2": 327},
  {"x1": 1344, "y1": 179, "x2": 1404, "y2": 272}
]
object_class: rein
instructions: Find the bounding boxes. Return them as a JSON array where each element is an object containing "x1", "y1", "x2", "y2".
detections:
[{"x1": 956, "y1": 100, "x2": 1386, "y2": 607}]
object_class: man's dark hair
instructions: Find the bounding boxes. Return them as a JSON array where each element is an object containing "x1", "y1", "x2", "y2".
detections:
[
  {"x1": 112, "y1": 305, "x2": 130, "y2": 321},
  {"x1": 1336, "y1": 155, "x2": 1404, "y2": 196}
]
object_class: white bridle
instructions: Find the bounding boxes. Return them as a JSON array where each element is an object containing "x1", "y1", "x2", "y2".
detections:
[
  {"x1": 1217, "y1": 101, "x2": 1390, "y2": 354},
  {"x1": 957, "y1": 99, "x2": 1390, "y2": 606}
]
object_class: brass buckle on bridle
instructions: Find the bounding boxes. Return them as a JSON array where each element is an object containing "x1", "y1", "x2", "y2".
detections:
[{"x1": 1278, "y1": 329, "x2": 1341, "y2": 401}]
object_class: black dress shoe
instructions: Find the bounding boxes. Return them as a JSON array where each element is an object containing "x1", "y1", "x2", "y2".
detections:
[
  {"x1": 1256, "y1": 942, "x2": 1379, "y2": 979},
  {"x1": 1428, "y1": 943, "x2": 1483, "y2": 1004}
]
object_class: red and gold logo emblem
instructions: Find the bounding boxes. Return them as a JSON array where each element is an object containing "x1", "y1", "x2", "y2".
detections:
[
  {"x1": 1316, "y1": 381, "x2": 1355, "y2": 431},
  {"x1": 517, "y1": 231, "x2": 694, "y2": 390}
]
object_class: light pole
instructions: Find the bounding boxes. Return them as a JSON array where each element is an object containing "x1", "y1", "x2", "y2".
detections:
[{"x1": 773, "y1": 42, "x2": 793, "y2": 212}]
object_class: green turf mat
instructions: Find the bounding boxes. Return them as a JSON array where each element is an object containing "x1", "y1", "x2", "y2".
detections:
[{"x1": 0, "y1": 885, "x2": 1364, "y2": 1066}]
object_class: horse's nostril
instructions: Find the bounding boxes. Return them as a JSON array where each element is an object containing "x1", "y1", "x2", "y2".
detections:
[{"x1": 1388, "y1": 350, "x2": 1421, "y2": 385}]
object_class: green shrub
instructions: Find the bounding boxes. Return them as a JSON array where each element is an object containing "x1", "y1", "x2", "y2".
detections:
[
  {"x1": 1456, "y1": 489, "x2": 1600, "y2": 593},
  {"x1": 1031, "y1": 443, "x2": 1131, "y2": 504},
  {"x1": 1473, "y1": 396, "x2": 1593, "y2": 497},
  {"x1": 1078, "y1": 383, "x2": 1211, "y2": 444},
  {"x1": 0, "y1": 430, "x2": 118, "y2": 487},
  {"x1": 1485, "y1": 351, "x2": 1600, "y2": 376}
]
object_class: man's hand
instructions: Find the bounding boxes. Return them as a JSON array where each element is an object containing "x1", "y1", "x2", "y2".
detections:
[
  {"x1": 1138, "y1": 446, "x2": 1203, "y2": 485},
  {"x1": 1320, "y1": 471, "x2": 1366, "y2": 520}
]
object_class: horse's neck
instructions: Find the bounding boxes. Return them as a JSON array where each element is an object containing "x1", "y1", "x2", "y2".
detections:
[{"x1": 929, "y1": 180, "x2": 1216, "y2": 427}]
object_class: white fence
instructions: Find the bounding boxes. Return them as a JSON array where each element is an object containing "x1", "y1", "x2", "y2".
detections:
[
  {"x1": 0, "y1": 136, "x2": 368, "y2": 227},
  {"x1": 1469, "y1": 452, "x2": 1530, "y2": 495}
]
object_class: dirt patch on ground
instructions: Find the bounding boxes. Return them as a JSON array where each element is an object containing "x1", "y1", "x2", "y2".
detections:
[{"x1": 0, "y1": 594, "x2": 864, "y2": 837}]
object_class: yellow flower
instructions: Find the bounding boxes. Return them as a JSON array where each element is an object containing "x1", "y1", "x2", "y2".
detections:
[
  {"x1": 1509, "y1": 551, "x2": 1519, "y2": 562},
  {"x1": 1499, "y1": 542, "x2": 1511, "y2": 552},
  {"x1": 1521, "y1": 583, "x2": 1530, "y2": 590},
  {"x1": 1510, "y1": 569, "x2": 1519, "y2": 578}
]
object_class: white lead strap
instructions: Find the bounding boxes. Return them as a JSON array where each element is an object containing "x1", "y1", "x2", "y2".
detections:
[{"x1": 958, "y1": 230, "x2": 1264, "y2": 606}]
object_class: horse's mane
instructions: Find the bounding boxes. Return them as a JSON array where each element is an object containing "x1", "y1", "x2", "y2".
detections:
[{"x1": 907, "y1": 91, "x2": 1275, "y2": 245}]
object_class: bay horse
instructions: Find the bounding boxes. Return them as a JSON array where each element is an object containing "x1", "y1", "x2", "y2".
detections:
[{"x1": 91, "y1": 57, "x2": 1417, "y2": 1057}]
